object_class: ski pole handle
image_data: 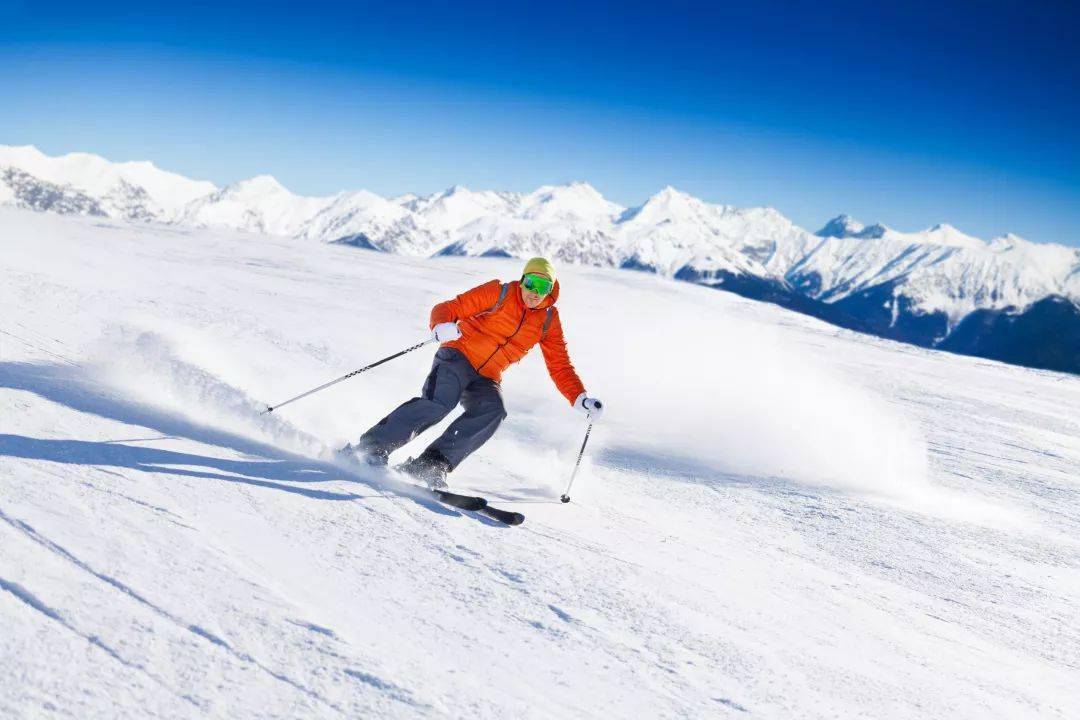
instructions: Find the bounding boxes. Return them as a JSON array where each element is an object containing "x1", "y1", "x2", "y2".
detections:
[
  {"x1": 263, "y1": 337, "x2": 436, "y2": 414},
  {"x1": 560, "y1": 419, "x2": 594, "y2": 503}
]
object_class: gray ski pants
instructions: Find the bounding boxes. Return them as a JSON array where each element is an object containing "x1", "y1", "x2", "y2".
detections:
[{"x1": 359, "y1": 347, "x2": 507, "y2": 469}]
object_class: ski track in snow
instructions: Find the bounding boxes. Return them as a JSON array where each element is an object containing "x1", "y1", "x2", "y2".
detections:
[{"x1": 1, "y1": 207, "x2": 1079, "y2": 718}]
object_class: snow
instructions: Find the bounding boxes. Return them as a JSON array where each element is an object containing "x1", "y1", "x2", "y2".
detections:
[
  {"x1": 917, "y1": 223, "x2": 986, "y2": 250},
  {"x1": 517, "y1": 182, "x2": 621, "y2": 224},
  {"x1": 816, "y1": 214, "x2": 866, "y2": 238},
  {"x1": 180, "y1": 175, "x2": 338, "y2": 237},
  {"x1": 298, "y1": 190, "x2": 425, "y2": 253},
  {"x1": 789, "y1": 227, "x2": 1080, "y2": 321},
  {"x1": 2, "y1": 206, "x2": 1078, "y2": 718},
  {"x1": 3, "y1": 144, "x2": 1078, "y2": 328},
  {"x1": 400, "y1": 185, "x2": 519, "y2": 231},
  {"x1": 0, "y1": 145, "x2": 216, "y2": 219}
]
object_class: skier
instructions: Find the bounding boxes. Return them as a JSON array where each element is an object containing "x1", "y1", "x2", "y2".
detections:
[{"x1": 342, "y1": 257, "x2": 603, "y2": 489}]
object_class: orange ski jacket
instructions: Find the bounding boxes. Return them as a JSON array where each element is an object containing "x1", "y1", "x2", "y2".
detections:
[{"x1": 429, "y1": 279, "x2": 586, "y2": 405}]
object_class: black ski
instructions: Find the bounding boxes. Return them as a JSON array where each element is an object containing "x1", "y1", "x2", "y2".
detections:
[
  {"x1": 433, "y1": 490, "x2": 524, "y2": 525},
  {"x1": 434, "y1": 491, "x2": 523, "y2": 525},
  {"x1": 431, "y1": 489, "x2": 488, "y2": 512},
  {"x1": 479, "y1": 505, "x2": 525, "y2": 526},
  {"x1": 330, "y1": 449, "x2": 517, "y2": 521}
]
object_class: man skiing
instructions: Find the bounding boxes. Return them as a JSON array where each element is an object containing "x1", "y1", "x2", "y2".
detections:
[{"x1": 343, "y1": 257, "x2": 603, "y2": 489}]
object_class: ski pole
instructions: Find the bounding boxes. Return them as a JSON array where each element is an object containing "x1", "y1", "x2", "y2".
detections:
[
  {"x1": 560, "y1": 410, "x2": 599, "y2": 503},
  {"x1": 262, "y1": 337, "x2": 437, "y2": 414}
]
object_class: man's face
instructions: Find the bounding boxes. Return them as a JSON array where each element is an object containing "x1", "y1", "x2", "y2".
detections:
[{"x1": 520, "y1": 274, "x2": 551, "y2": 309}]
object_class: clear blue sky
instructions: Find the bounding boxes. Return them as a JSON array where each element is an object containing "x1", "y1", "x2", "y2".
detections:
[{"x1": 2, "y1": 0, "x2": 1078, "y2": 245}]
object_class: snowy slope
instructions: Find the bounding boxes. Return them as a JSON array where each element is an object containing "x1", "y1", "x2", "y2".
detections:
[{"x1": 2, "y1": 206, "x2": 1079, "y2": 719}]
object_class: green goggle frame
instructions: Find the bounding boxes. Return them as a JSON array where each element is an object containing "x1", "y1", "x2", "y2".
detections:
[{"x1": 521, "y1": 273, "x2": 554, "y2": 296}]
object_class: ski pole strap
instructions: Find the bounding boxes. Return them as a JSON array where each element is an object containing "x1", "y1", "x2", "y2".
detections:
[{"x1": 263, "y1": 337, "x2": 436, "y2": 414}]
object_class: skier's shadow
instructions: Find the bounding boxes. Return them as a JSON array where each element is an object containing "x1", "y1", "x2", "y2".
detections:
[
  {"x1": 0, "y1": 434, "x2": 369, "y2": 500},
  {"x1": 0, "y1": 361, "x2": 459, "y2": 517}
]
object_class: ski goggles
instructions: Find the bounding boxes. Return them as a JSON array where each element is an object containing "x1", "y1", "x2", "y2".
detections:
[{"x1": 521, "y1": 273, "x2": 554, "y2": 296}]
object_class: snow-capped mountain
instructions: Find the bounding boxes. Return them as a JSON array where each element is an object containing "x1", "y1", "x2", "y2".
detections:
[
  {"x1": 0, "y1": 145, "x2": 215, "y2": 221},
  {"x1": 296, "y1": 189, "x2": 427, "y2": 253},
  {"x1": 816, "y1": 213, "x2": 869, "y2": 239},
  {"x1": 2, "y1": 144, "x2": 1077, "y2": 373},
  {"x1": 180, "y1": 175, "x2": 338, "y2": 237},
  {"x1": 432, "y1": 183, "x2": 625, "y2": 264},
  {"x1": 793, "y1": 221, "x2": 1080, "y2": 319},
  {"x1": 0, "y1": 166, "x2": 108, "y2": 217}
]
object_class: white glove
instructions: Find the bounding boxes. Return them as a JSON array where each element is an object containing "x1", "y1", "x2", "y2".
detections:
[
  {"x1": 574, "y1": 393, "x2": 604, "y2": 421},
  {"x1": 433, "y1": 322, "x2": 461, "y2": 342}
]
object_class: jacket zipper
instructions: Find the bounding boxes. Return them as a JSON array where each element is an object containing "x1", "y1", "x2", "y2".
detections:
[{"x1": 477, "y1": 308, "x2": 528, "y2": 372}]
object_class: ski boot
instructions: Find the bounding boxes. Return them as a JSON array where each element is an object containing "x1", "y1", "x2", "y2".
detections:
[
  {"x1": 396, "y1": 448, "x2": 452, "y2": 491},
  {"x1": 338, "y1": 438, "x2": 390, "y2": 468}
]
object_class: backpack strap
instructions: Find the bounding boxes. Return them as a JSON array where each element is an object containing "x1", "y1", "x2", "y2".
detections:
[
  {"x1": 541, "y1": 307, "x2": 555, "y2": 339},
  {"x1": 478, "y1": 283, "x2": 554, "y2": 339},
  {"x1": 478, "y1": 282, "x2": 511, "y2": 317},
  {"x1": 494, "y1": 282, "x2": 511, "y2": 312}
]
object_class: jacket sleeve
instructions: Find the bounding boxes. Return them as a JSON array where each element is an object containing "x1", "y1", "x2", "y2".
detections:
[
  {"x1": 539, "y1": 309, "x2": 587, "y2": 405},
  {"x1": 430, "y1": 279, "x2": 503, "y2": 328}
]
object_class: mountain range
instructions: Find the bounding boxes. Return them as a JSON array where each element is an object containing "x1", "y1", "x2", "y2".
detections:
[{"x1": 3, "y1": 144, "x2": 1077, "y2": 374}]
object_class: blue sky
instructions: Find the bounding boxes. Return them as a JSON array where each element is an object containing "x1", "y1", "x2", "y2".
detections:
[{"x1": 2, "y1": 0, "x2": 1078, "y2": 245}]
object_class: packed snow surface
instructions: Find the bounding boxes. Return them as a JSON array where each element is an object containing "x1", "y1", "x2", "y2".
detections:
[{"x1": 2, "y1": 207, "x2": 1079, "y2": 718}]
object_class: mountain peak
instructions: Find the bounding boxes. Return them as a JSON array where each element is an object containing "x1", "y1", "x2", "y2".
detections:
[
  {"x1": 653, "y1": 185, "x2": 692, "y2": 200},
  {"x1": 817, "y1": 214, "x2": 865, "y2": 238},
  {"x1": 519, "y1": 181, "x2": 622, "y2": 222},
  {"x1": 613, "y1": 185, "x2": 712, "y2": 227},
  {"x1": 554, "y1": 180, "x2": 600, "y2": 194},
  {"x1": 921, "y1": 223, "x2": 984, "y2": 249},
  {"x1": 0, "y1": 144, "x2": 47, "y2": 161},
  {"x1": 0, "y1": 144, "x2": 217, "y2": 218},
  {"x1": 639, "y1": 185, "x2": 699, "y2": 210},
  {"x1": 531, "y1": 181, "x2": 606, "y2": 201},
  {"x1": 988, "y1": 233, "x2": 1021, "y2": 252},
  {"x1": 230, "y1": 174, "x2": 289, "y2": 194},
  {"x1": 857, "y1": 223, "x2": 888, "y2": 239}
]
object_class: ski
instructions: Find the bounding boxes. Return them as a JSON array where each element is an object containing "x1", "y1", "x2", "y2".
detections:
[
  {"x1": 479, "y1": 505, "x2": 525, "y2": 526},
  {"x1": 433, "y1": 488, "x2": 525, "y2": 525},
  {"x1": 431, "y1": 489, "x2": 488, "y2": 512},
  {"x1": 434, "y1": 491, "x2": 524, "y2": 525},
  {"x1": 328, "y1": 447, "x2": 521, "y2": 523}
]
